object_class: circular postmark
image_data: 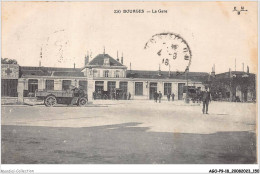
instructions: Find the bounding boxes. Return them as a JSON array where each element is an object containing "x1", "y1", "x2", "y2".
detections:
[{"x1": 144, "y1": 32, "x2": 192, "y2": 74}]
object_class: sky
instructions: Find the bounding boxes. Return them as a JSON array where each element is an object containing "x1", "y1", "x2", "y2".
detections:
[{"x1": 2, "y1": 1, "x2": 258, "y2": 74}]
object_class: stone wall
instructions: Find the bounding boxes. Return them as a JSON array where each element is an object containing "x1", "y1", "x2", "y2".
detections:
[{"x1": 1, "y1": 97, "x2": 18, "y2": 104}]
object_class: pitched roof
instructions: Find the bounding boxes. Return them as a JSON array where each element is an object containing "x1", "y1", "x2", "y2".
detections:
[
  {"x1": 20, "y1": 70, "x2": 49, "y2": 76},
  {"x1": 20, "y1": 66, "x2": 82, "y2": 72},
  {"x1": 52, "y1": 71, "x2": 84, "y2": 77},
  {"x1": 87, "y1": 54, "x2": 125, "y2": 67},
  {"x1": 126, "y1": 70, "x2": 209, "y2": 81},
  {"x1": 20, "y1": 66, "x2": 83, "y2": 77},
  {"x1": 216, "y1": 71, "x2": 255, "y2": 79}
]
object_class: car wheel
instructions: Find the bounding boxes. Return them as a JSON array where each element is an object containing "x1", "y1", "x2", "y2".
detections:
[
  {"x1": 78, "y1": 97, "x2": 88, "y2": 106},
  {"x1": 44, "y1": 95, "x2": 57, "y2": 107}
]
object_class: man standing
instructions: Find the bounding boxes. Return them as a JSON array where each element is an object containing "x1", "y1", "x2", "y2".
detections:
[
  {"x1": 171, "y1": 93, "x2": 175, "y2": 101},
  {"x1": 202, "y1": 87, "x2": 211, "y2": 114},
  {"x1": 158, "y1": 91, "x2": 162, "y2": 103},
  {"x1": 167, "y1": 93, "x2": 171, "y2": 101}
]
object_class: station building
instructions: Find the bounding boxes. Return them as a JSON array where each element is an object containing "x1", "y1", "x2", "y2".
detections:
[{"x1": 1, "y1": 52, "x2": 254, "y2": 103}]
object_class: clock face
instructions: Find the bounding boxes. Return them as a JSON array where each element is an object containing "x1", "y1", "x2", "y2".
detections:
[{"x1": 144, "y1": 32, "x2": 192, "y2": 73}]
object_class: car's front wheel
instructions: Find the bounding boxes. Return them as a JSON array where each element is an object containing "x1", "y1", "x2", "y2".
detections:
[{"x1": 78, "y1": 97, "x2": 88, "y2": 106}]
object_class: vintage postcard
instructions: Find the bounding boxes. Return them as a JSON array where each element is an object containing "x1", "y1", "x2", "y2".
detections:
[{"x1": 1, "y1": 1, "x2": 258, "y2": 173}]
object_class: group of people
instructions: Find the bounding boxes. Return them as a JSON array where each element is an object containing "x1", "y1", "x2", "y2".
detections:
[
  {"x1": 167, "y1": 93, "x2": 175, "y2": 101},
  {"x1": 108, "y1": 91, "x2": 131, "y2": 100},
  {"x1": 152, "y1": 87, "x2": 211, "y2": 114},
  {"x1": 153, "y1": 91, "x2": 175, "y2": 103},
  {"x1": 153, "y1": 91, "x2": 162, "y2": 103},
  {"x1": 68, "y1": 85, "x2": 87, "y2": 105},
  {"x1": 93, "y1": 90, "x2": 131, "y2": 100}
]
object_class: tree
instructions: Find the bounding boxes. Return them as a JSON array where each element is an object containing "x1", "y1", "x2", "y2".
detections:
[{"x1": 1, "y1": 58, "x2": 18, "y2": 64}]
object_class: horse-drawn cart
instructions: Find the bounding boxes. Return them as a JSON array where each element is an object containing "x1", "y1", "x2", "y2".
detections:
[{"x1": 36, "y1": 89, "x2": 88, "y2": 107}]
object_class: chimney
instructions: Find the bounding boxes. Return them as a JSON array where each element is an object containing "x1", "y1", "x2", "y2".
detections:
[
  {"x1": 39, "y1": 47, "x2": 42, "y2": 67},
  {"x1": 211, "y1": 64, "x2": 215, "y2": 76},
  {"x1": 116, "y1": 51, "x2": 119, "y2": 62},
  {"x1": 242, "y1": 63, "x2": 244, "y2": 72},
  {"x1": 121, "y1": 52, "x2": 124, "y2": 64},
  {"x1": 168, "y1": 64, "x2": 171, "y2": 77},
  {"x1": 74, "y1": 63, "x2": 76, "y2": 69},
  {"x1": 158, "y1": 64, "x2": 161, "y2": 76},
  {"x1": 85, "y1": 52, "x2": 89, "y2": 65}
]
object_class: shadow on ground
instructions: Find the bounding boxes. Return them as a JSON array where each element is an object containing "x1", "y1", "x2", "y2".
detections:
[{"x1": 1, "y1": 122, "x2": 256, "y2": 164}]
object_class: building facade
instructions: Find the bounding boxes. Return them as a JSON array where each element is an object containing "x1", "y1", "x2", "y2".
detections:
[
  {"x1": 3, "y1": 53, "x2": 254, "y2": 104},
  {"x1": 209, "y1": 71, "x2": 256, "y2": 102}
]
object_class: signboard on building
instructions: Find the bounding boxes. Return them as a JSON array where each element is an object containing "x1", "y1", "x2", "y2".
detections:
[{"x1": 1, "y1": 64, "x2": 19, "y2": 79}]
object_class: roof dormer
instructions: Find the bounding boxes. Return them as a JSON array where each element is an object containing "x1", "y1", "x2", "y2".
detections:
[{"x1": 103, "y1": 58, "x2": 110, "y2": 66}]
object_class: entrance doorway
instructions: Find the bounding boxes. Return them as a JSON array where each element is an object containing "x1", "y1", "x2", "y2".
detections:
[
  {"x1": 149, "y1": 82, "x2": 157, "y2": 100},
  {"x1": 95, "y1": 81, "x2": 104, "y2": 99},
  {"x1": 28, "y1": 79, "x2": 38, "y2": 96},
  {"x1": 178, "y1": 83, "x2": 185, "y2": 100},
  {"x1": 108, "y1": 81, "x2": 116, "y2": 99},
  {"x1": 119, "y1": 82, "x2": 128, "y2": 100},
  {"x1": 1, "y1": 79, "x2": 18, "y2": 97}
]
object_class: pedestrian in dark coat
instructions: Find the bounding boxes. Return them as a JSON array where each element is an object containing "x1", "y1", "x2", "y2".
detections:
[
  {"x1": 202, "y1": 87, "x2": 211, "y2": 114},
  {"x1": 158, "y1": 91, "x2": 162, "y2": 103},
  {"x1": 124, "y1": 92, "x2": 127, "y2": 100},
  {"x1": 171, "y1": 93, "x2": 175, "y2": 101}
]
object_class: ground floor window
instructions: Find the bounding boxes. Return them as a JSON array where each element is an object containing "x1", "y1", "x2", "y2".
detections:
[
  {"x1": 28, "y1": 79, "x2": 38, "y2": 93},
  {"x1": 94, "y1": 81, "x2": 104, "y2": 99},
  {"x1": 120, "y1": 82, "x2": 128, "y2": 93},
  {"x1": 164, "y1": 83, "x2": 172, "y2": 95},
  {"x1": 79, "y1": 80, "x2": 88, "y2": 91},
  {"x1": 46, "y1": 80, "x2": 54, "y2": 90},
  {"x1": 62, "y1": 80, "x2": 71, "y2": 90},
  {"x1": 108, "y1": 81, "x2": 116, "y2": 92},
  {"x1": 135, "y1": 82, "x2": 143, "y2": 96},
  {"x1": 1, "y1": 79, "x2": 18, "y2": 97},
  {"x1": 95, "y1": 81, "x2": 104, "y2": 92}
]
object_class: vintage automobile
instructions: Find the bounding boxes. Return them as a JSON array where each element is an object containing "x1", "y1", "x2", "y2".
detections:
[
  {"x1": 184, "y1": 86, "x2": 202, "y2": 103},
  {"x1": 35, "y1": 88, "x2": 88, "y2": 107}
]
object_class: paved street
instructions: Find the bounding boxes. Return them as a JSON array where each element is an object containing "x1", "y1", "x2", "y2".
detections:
[{"x1": 1, "y1": 100, "x2": 257, "y2": 164}]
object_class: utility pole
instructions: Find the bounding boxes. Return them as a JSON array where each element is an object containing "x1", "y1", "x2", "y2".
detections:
[
  {"x1": 168, "y1": 63, "x2": 171, "y2": 77},
  {"x1": 235, "y1": 58, "x2": 236, "y2": 71},
  {"x1": 185, "y1": 66, "x2": 189, "y2": 103},
  {"x1": 229, "y1": 68, "x2": 232, "y2": 102}
]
